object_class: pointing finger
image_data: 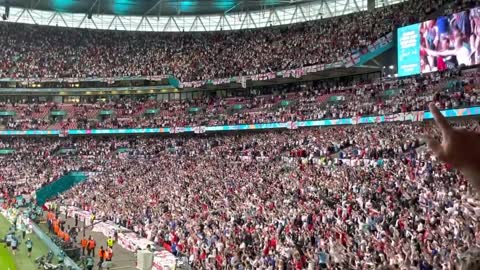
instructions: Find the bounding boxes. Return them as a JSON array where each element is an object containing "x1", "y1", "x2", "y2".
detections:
[{"x1": 429, "y1": 103, "x2": 452, "y2": 137}]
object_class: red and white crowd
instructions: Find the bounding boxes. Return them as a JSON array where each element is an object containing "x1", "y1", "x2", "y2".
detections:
[
  {"x1": 0, "y1": 68, "x2": 478, "y2": 131},
  {"x1": 0, "y1": 118, "x2": 480, "y2": 269},
  {"x1": 0, "y1": 0, "x2": 480, "y2": 269},
  {"x1": 0, "y1": 0, "x2": 464, "y2": 82}
]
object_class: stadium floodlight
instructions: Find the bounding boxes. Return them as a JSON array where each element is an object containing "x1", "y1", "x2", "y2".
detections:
[{"x1": 389, "y1": 65, "x2": 394, "y2": 70}]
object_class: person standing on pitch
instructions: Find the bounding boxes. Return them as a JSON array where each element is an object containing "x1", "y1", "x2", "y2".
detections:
[
  {"x1": 5, "y1": 232, "x2": 12, "y2": 248},
  {"x1": 20, "y1": 221, "x2": 26, "y2": 240},
  {"x1": 25, "y1": 238, "x2": 33, "y2": 257},
  {"x1": 11, "y1": 235, "x2": 18, "y2": 256}
]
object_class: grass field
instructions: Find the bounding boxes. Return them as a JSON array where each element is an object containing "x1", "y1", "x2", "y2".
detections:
[
  {"x1": 0, "y1": 214, "x2": 53, "y2": 270},
  {"x1": 0, "y1": 243, "x2": 16, "y2": 270}
]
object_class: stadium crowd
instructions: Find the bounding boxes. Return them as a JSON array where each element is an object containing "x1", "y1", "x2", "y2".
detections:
[
  {"x1": 0, "y1": 0, "x2": 459, "y2": 82},
  {"x1": 0, "y1": 0, "x2": 480, "y2": 269},
  {"x1": 0, "y1": 68, "x2": 478, "y2": 130},
  {"x1": 1, "y1": 116, "x2": 480, "y2": 269}
]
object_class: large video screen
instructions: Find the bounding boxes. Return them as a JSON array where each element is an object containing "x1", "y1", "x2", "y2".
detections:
[{"x1": 398, "y1": 8, "x2": 480, "y2": 77}]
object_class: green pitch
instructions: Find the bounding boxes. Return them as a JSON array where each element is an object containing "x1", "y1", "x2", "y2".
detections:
[
  {"x1": 0, "y1": 214, "x2": 52, "y2": 270},
  {"x1": 0, "y1": 244, "x2": 16, "y2": 270}
]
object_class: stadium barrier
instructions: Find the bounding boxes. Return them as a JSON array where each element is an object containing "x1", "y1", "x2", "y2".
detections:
[{"x1": 0, "y1": 106, "x2": 477, "y2": 136}]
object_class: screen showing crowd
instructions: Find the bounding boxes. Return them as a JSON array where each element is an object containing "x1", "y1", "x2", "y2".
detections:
[{"x1": 398, "y1": 7, "x2": 480, "y2": 77}]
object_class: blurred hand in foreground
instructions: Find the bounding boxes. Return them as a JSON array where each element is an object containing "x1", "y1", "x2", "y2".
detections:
[{"x1": 425, "y1": 103, "x2": 480, "y2": 189}]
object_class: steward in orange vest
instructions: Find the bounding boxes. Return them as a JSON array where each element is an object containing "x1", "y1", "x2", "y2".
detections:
[
  {"x1": 80, "y1": 238, "x2": 88, "y2": 255},
  {"x1": 87, "y1": 237, "x2": 96, "y2": 256},
  {"x1": 98, "y1": 246, "x2": 105, "y2": 264}
]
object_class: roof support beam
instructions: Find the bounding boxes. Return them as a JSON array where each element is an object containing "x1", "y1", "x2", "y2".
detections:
[
  {"x1": 144, "y1": 17, "x2": 155, "y2": 31},
  {"x1": 89, "y1": 0, "x2": 100, "y2": 12},
  {"x1": 274, "y1": 9, "x2": 281, "y2": 25},
  {"x1": 5, "y1": 0, "x2": 398, "y2": 32},
  {"x1": 15, "y1": 9, "x2": 26, "y2": 23},
  {"x1": 298, "y1": 5, "x2": 306, "y2": 21},
  {"x1": 117, "y1": 16, "x2": 127, "y2": 30},
  {"x1": 31, "y1": 0, "x2": 42, "y2": 9},
  {"x1": 163, "y1": 17, "x2": 171, "y2": 31},
  {"x1": 107, "y1": 16, "x2": 116, "y2": 30},
  {"x1": 222, "y1": 15, "x2": 232, "y2": 30},
  {"x1": 215, "y1": 16, "x2": 222, "y2": 30},
  {"x1": 316, "y1": 0, "x2": 324, "y2": 19},
  {"x1": 342, "y1": 0, "x2": 350, "y2": 15},
  {"x1": 240, "y1": 13, "x2": 247, "y2": 29},
  {"x1": 190, "y1": 16, "x2": 208, "y2": 31},
  {"x1": 353, "y1": 0, "x2": 362, "y2": 11},
  {"x1": 26, "y1": 9, "x2": 37, "y2": 24},
  {"x1": 266, "y1": 9, "x2": 273, "y2": 26},
  {"x1": 189, "y1": 16, "x2": 198, "y2": 31},
  {"x1": 58, "y1": 12, "x2": 68, "y2": 27},
  {"x1": 90, "y1": 19, "x2": 98, "y2": 29},
  {"x1": 145, "y1": 0, "x2": 164, "y2": 15},
  {"x1": 77, "y1": 14, "x2": 88, "y2": 28},
  {"x1": 224, "y1": 2, "x2": 241, "y2": 15},
  {"x1": 324, "y1": 1, "x2": 334, "y2": 17},
  {"x1": 247, "y1": 12, "x2": 256, "y2": 28},
  {"x1": 198, "y1": 16, "x2": 207, "y2": 31},
  {"x1": 290, "y1": 5, "x2": 298, "y2": 24},
  {"x1": 171, "y1": 17, "x2": 181, "y2": 31},
  {"x1": 47, "y1": 12, "x2": 57, "y2": 25},
  {"x1": 136, "y1": 16, "x2": 145, "y2": 31}
]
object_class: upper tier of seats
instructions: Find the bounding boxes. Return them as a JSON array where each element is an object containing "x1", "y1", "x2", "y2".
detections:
[{"x1": 0, "y1": 0, "x2": 454, "y2": 82}]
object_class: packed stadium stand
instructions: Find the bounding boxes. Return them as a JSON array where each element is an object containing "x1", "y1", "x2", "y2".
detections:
[
  {"x1": 1, "y1": 0, "x2": 480, "y2": 269},
  {"x1": 0, "y1": 0, "x2": 473, "y2": 82},
  {"x1": 0, "y1": 1, "x2": 440, "y2": 81},
  {"x1": 0, "y1": 69, "x2": 478, "y2": 130}
]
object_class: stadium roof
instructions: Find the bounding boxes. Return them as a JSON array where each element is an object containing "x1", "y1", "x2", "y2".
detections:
[
  {"x1": 2, "y1": 0, "x2": 318, "y2": 16},
  {"x1": 0, "y1": 0, "x2": 405, "y2": 32}
]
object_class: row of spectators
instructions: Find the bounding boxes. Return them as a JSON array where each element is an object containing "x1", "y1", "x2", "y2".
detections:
[
  {"x1": 0, "y1": 68, "x2": 478, "y2": 130},
  {"x1": 0, "y1": 0, "x2": 457, "y2": 82},
  {"x1": 1, "y1": 118, "x2": 479, "y2": 269}
]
